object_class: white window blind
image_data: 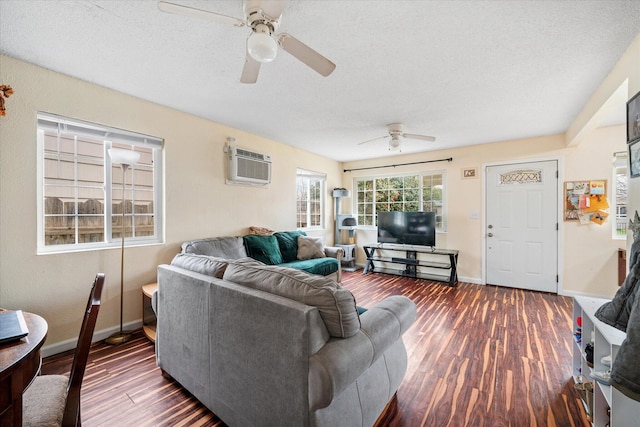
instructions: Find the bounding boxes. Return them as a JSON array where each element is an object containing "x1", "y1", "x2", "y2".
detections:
[{"x1": 37, "y1": 113, "x2": 164, "y2": 253}]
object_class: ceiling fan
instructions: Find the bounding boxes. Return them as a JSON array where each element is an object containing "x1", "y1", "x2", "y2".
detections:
[
  {"x1": 158, "y1": 0, "x2": 336, "y2": 84},
  {"x1": 358, "y1": 123, "x2": 436, "y2": 152}
]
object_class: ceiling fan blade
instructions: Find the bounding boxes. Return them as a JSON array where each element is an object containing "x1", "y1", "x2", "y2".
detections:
[
  {"x1": 260, "y1": 0, "x2": 287, "y2": 21},
  {"x1": 358, "y1": 135, "x2": 388, "y2": 145},
  {"x1": 403, "y1": 133, "x2": 436, "y2": 142},
  {"x1": 277, "y1": 33, "x2": 336, "y2": 77},
  {"x1": 158, "y1": 1, "x2": 245, "y2": 27},
  {"x1": 240, "y1": 54, "x2": 261, "y2": 84}
]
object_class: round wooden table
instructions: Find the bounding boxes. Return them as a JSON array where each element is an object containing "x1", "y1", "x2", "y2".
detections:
[{"x1": 0, "y1": 311, "x2": 48, "y2": 426}]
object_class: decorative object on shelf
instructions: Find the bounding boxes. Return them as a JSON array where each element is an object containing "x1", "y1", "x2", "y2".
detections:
[
  {"x1": 574, "y1": 316, "x2": 582, "y2": 344},
  {"x1": 105, "y1": 148, "x2": 140, "y2": 345},
  {"x1": 0, "y1": 84, "x2": 14, "y2": 117},
  {"x1": 627, "y1": 89, "x2": 640, "y2": 143},
  {"x1": 585, "y1": 342, "x2": 594, "y2": 368}
]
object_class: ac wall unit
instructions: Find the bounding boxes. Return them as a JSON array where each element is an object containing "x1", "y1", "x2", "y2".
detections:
[{"x1": 226, "y1": 145, "x2": 272, "y2": 185}]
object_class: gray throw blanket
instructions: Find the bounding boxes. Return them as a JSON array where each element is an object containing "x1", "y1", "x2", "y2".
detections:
[
  {"x1": 595, "y1": 236, "x2": 640, "y2": 331},
  {"x1": 595, "y1": 213, "x2": 640, "y2": 401}
]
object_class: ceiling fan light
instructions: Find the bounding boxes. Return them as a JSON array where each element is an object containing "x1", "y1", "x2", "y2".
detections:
[
  {"x1": 389, "y1": 136, "x2": 401, "y2": 151},
  {"x1": 247, "y1": 32, "x2": 278, "y2": 62}
]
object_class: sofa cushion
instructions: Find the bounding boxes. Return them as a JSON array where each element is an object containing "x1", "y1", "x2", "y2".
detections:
[
  {"x1": 243, "y1": 234, "x2": 284, "y2": 265},
  {"x1": 182, "y1": 236, "x2": 247, "y2": 259},
  {"x1": 223, "y1": 263, "x2": 360, "y2": 338},
  {"x1": 297, "y1": 235, "x2": 325, "y2": 260},
  {"x1": 171, "y1": 254, "x2": 263, "y2": 278},
  {"x1": 279, "y1": 258, "x2": 339, "y2": 277},
  {"x1": 171, "y1": 253, "x2": 230, "y2": 279},
  {"x1": 273, "y1": 231, "x2": 306, "y2": 263}
]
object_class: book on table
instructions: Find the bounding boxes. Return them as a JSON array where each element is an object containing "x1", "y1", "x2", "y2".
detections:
[{"x1": 0, "y1": 309, "x2": 29, "y2": 344}]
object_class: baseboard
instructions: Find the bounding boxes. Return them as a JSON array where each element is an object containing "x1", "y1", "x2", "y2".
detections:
[
  {"x1": 458, "y1": 276, "x2": 483, "y2": 284},
  {"x1": 41, "y1": 318, "x2": 143, "y2": 358}
]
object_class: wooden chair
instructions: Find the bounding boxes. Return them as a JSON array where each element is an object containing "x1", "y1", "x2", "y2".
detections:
[{"x1": 23, "y1": 273, "x2": 105, "y2": 427}]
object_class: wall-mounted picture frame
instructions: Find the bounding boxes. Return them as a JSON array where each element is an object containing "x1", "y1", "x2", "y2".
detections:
[
  {"x1": 629, "y1": 138, "x2": 640, "y2": 178},
  {"x1": 628, "y1": 89, "x2": 640, "y2": 143}
]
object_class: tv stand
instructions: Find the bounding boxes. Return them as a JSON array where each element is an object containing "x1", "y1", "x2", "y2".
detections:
[{"x1": 363, "y1": 244, "x2": 458, "y2": 286}]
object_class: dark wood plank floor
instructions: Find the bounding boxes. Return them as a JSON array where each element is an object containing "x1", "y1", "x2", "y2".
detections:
[{"x1": 41, "y1": 272, "x2": 590, "y2": 427}]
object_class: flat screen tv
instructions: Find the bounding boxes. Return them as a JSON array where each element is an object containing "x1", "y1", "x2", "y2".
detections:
[{"x1": 377, "y1": 211, "x2": 436, "y2": 247}]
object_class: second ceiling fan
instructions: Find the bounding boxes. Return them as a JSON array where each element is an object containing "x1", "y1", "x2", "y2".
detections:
[
  {"x1": 158, "y1": 0, "x2": 336, "y2": 83},
  {"x1": 358, "y1": 123, "x2": 436, "y2": 152}
]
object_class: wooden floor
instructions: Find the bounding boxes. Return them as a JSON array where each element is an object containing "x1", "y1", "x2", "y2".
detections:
[{"x1": 41, "y1": 272, "x2": 590, "y2": 427}]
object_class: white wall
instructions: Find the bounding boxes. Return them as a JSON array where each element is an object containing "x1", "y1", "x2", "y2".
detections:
[
  {"x1": 0, "y1": 55, "x2": 342, "y2": 351},
  {"x1": 568, "y1": 32, "x2": 640, "y2": 292}
]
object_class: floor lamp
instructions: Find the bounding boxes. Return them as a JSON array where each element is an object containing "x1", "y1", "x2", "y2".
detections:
[{"x1": 106, "y1": 148, "x2": 140, "y2": 345}]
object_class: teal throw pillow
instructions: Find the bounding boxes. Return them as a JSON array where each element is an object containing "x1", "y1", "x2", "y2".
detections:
[
  {"x1": 243, "y1": 234, "x2": 283, "y2": 265},
  {"x1": 274, "y1": 231, "x2": 306, "y2": 263}
]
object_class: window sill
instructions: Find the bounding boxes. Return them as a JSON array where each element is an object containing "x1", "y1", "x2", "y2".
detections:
[{"x1": 37, "y1": 239, "x2": 164, "y2": 256}]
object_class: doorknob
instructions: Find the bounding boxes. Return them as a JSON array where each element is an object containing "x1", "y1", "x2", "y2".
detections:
[
  {"x1": 488, "y1": 233, "x2": 493, "y2": 237},
  {"x1": 488, "y1": 224, "x2": 493, "y2": 229}
]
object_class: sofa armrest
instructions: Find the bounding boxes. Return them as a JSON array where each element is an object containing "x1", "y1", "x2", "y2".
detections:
[
  {"x1": 323, "y1": 246, "x2": 344, "y2": 261},
  {"x1": 323, "y1": 246, "x2": 344, "y2": 282},
  {"x1": 308, "y1": 295, "x2": 416, "y2": 410}
]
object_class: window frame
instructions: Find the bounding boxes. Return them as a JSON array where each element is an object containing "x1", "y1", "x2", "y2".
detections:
[
  {"x1": 353, "y1": 170, "x2": 447, "y2": 232},
  {"x1": 36, "y1": 113, "x2": 164, "y2": 254},
  {"x1": 296, "y1": 169, "x2": 326, "y2": 230}
]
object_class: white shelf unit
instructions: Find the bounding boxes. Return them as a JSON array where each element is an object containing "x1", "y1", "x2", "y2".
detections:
[{"x1": 573, "y1": 296, "x2": 640, "y2": 426}]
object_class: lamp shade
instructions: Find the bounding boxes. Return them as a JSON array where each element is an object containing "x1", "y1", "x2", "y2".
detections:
[
  {"x1": 247, "y1": 32, "x2": 278, "y2": 63},
  {"x1": 109, "y1": 148, "x2": 140, "y2": 165}
]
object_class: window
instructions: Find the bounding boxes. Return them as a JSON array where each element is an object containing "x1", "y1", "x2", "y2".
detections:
[
  {"x1": 37, "y1": 113, "x2": 164, "y2": 253},
  {"x1": 613, "y1": 151, "x2": 628, "y2": 239},
  {"x1": 355, "y1": 171, "x2": 446, "y2": 230},
  {"x1": 296, "y1": 169, "x2": 325, "y2": 229}
]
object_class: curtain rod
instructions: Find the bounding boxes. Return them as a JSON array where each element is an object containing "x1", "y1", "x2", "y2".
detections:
[{"x1": 343, "y1": 157, "x2": 453, "y2": 173}]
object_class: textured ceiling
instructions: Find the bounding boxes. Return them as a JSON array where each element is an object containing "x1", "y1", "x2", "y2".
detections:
[{"x1": 1, "y1": 0, "x2": 639, "y2": 162}]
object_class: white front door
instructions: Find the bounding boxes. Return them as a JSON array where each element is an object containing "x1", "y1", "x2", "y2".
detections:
[{"x1": 485, "y1": 160, "x2": 558, "y2": 293}]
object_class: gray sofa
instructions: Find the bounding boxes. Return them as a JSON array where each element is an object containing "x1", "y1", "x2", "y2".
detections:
[
  {"x1": 182, "y1": 233, "x2": 344, "y2": 282},
  {"x1": 155, "y1": 245, "x2": 417, "y2": 426}
]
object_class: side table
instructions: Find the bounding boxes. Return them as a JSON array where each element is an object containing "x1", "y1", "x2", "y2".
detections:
[{"x1": 142, "y1": 282, "x2": 157, "y2": 342}]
